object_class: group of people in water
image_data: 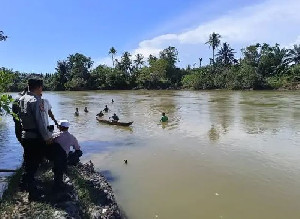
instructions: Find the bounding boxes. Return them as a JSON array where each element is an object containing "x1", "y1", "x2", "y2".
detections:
[
  {"x1": 74, "y1": 100, "x2": 168, "y2": 123},
  {"x1": 74, "y1": 101, "x2": 120, "y2": 122}
]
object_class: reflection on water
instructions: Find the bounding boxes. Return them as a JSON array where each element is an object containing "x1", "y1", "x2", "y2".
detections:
[{"x1": 1, "y1": 90, "x2": 300, "y2": 218}]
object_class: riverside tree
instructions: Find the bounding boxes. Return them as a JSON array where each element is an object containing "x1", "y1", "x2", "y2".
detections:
[{"x1": 206, "y1": 32, "x2": 221, "y2": 64}]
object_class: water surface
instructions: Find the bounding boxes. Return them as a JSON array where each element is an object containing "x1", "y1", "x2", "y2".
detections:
[{"x1": 0, "y1": 90, "x2": 299, "y2": 218}]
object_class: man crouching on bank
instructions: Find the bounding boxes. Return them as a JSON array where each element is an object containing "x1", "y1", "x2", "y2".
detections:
[{"x1": 52, "y1": 120, "x2": 82, "y2": 189}]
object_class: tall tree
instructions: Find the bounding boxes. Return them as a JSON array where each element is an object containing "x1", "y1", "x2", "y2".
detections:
[
  {"x1": 120, "y1": 52, "x2": 132, "y2": 74},
  {"x1": 109, "y1": 47, "x2": 117, "y2": 67},
  {"x1": 55, "y1": 60, "x2": 69, "y2": 90},
  {"x1": 0, "y1": 31, "x2": 7, "y2": 41},
  {"x1": 159, "y1": 46, "x2": 179, "y2": 68},
  {"x1": 148, "y1": 55, "x2": 157, "y2": 65},
  {"x1": 134, "y1": 53, "x2": 144, "y2": 69},
  {"x1": 216, "y1": 43, "x2": 237, "y2": 66},
  {"x1": 206, "y1": 32, "x2": 221, "y2": 64},
  {"x1": 241, "y1": 43, "x2": 261, "y2": 66}
]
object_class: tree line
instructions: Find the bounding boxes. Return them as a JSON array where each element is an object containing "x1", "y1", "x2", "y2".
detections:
[{"x1": 1, "y1": 32, "x2": 300, "y2": 92}]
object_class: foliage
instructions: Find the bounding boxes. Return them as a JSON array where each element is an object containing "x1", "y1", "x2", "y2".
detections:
[
  {"x1": 0, "y1": 68, "x2": 15, "y2": 116},
  {"x1": 134, "y1": 53, "x2": 144, "y2": 69},
  {"x1": 1, "y1": 39, "x2": 300, "y2": 92},
  {"x1": 287, "y1": 44, "x2": 300, "y2": 65},
  {"x1": 182, "y1": 67, "x2": 215, "y2": 89},
  {"x1": 216, "y1": 43, "x2": 237, "y2": 66},
  {"x1": 0, "y1": 30, "x2": 7, "y2": 41}
]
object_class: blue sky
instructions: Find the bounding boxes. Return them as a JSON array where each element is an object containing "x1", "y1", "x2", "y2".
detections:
[{"x1": 1, "y1": 0, "x2": 300, "y2": 73}]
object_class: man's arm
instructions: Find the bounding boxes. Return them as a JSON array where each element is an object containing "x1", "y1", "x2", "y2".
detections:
[
  {"x1": 48, "y1": 109, "x2": 58, "y2": 126},
  {"x1": 72, "y1": 134, "x2": 81, "y2": 150},
  {"x1": 33, "y1": 98, "x2": 52, "y2": 142}
]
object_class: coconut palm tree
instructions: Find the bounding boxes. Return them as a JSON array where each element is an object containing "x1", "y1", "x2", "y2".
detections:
[
  {"x1": 108, "y1": 47, "x2": 117, "y2": 67},
  {"x1": 206, "y1": 32, "x2": 221, "y2": 64},
  {"x1": 287, "y1": 44, "x2": 300, "y2": 65},
  {"x1": 216, "y1": 42, "x2": 236, "y2": 66}
]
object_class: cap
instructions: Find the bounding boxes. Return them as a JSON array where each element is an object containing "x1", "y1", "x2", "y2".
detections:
[{"x1": 58, "y1": 120, "x2": 70, "y2": 128}]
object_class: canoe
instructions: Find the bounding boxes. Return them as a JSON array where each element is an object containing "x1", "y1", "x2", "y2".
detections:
[{"x1": 96, "y1": 118, "x2": 133, "y2": 126}]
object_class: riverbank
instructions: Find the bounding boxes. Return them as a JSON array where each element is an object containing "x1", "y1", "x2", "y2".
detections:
[{"x1": 0, "y1": 162, "x2": 124, "y2": 218}]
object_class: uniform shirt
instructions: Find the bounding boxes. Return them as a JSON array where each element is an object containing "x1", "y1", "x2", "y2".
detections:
[
  {"x1": 41, "y1": 99, "x2": 52, "y2": 127},
  {"x1": 53, "y1": 131, "x2": 81, "y2": 154},
  {"x1": 19, "y1": 92, "x2": 52, "y2": 140}
]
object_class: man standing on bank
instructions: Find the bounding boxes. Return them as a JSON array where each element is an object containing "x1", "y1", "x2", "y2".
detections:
[{"x1": 19, "y1": 79, "x2": 65, "y2": 195}]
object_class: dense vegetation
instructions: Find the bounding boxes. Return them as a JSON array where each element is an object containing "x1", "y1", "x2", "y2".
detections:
[{"x1": 1, "y1": 32, "x2": 300, "y2": 93}]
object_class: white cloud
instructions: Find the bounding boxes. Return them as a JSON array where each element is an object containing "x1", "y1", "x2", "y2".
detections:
[{"x1": 95, "y1": 0, "x2": 300, "y2": 67}]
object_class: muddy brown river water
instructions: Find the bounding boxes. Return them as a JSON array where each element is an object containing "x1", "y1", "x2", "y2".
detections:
[{"x1": 0, "y1": 90, "x2": 299, "y2": 218}]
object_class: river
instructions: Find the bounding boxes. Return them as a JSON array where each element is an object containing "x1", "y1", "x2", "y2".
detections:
[{"x1": 0, "y1": 90, "x2": 299, "y2": 218}]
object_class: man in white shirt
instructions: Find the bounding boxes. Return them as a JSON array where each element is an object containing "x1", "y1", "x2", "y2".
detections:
[
  {"x1": 53, "y1": 120, "x2": 81, "y2": 154},
  {"x1": 52, "y1": 120, "x2": 82, "y2": 189}
]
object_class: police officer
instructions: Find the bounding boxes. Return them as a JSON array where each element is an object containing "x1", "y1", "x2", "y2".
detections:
[{"x1": 19, "y1": 79, "x2": 52, "y2": 193}]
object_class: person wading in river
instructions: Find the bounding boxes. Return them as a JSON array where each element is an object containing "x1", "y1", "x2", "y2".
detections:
[{"x1": 160, "y1": 112, "x2": 168, "y2": 122}]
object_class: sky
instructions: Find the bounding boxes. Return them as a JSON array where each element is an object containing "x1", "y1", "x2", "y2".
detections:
[{"x1": 1, "y1": 0, "x2": 300, "y2": 73}]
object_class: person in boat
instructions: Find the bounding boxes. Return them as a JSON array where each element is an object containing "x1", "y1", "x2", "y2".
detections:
[
  {"x1": 84, "y1": 107, "x2": 88, "y2": 113},
  {"x1": 75, "y1": 108, "x2": 79, "y2": 116},
  {"x1": 110, "y1": 113, "x2": 119, "y2": 122},
  {"x1": 96, "y1": 110, "x2": 104, "y2": 117},
  {"x1": 104, "y1": 105, "x2": 109, "y2": 112},
  {"x1": 160, "y1": 112, "x2": 168, "y2": 122},
  {"x1": 52, "y1": 120, "x2": 82, "y2": 189}
]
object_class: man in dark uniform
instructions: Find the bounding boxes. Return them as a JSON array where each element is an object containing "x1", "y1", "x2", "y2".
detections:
[{"x1": 19, "y1": 79, "x2": 66, "y2": 194}]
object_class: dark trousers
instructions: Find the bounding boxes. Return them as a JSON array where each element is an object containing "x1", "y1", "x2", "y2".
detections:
[
  {"x1": 44, "y1": 143, "x2": 67, "y2": 183},
  {"x1": 21, "y1": 139, "x2": 67, "y2": 184},
  {"x1": 22, "y1": 138, "x2": 44, "y2": 183}
]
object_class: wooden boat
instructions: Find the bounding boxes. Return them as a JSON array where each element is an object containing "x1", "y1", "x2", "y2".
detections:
[{"x1": 96, "y1": 117, "x2": 133, "y2": 126}]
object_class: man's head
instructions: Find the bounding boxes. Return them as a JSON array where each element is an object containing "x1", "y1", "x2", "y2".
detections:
[
  {"x1": 114, "y1": 113, "x2": 116, "y2": 116},
  {"x1": 58, "y1": 120, "x2": 70, "y2": 131},
  {"x1": 162, "y1": 112, "x2": 165, "y2": 116},
  {"x1": 76, "y1": 108, "x2": 79, "y2": 111},
  {"x1": 28, "y1": 78, "x2": 43, "y2": 95}
]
